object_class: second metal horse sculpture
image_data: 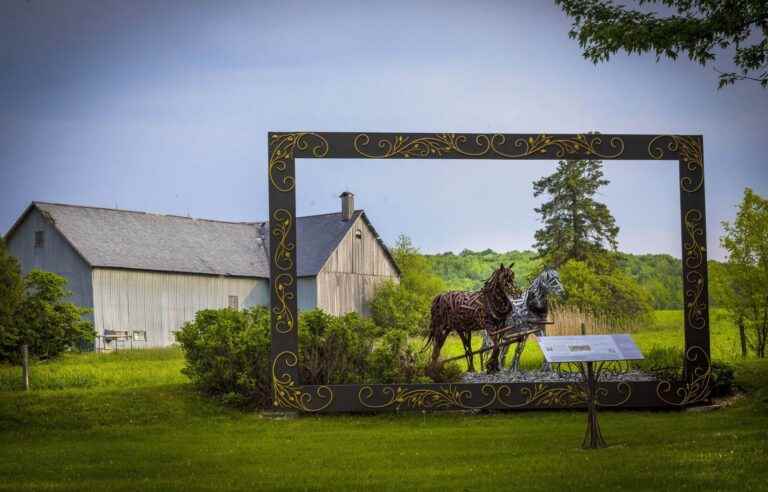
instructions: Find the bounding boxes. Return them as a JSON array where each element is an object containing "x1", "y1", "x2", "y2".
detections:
[
  {"x1": 481, "y1": 268, "x2": 566, "y2": 372},
  {"x1": 425, "y1": 263, "x2": 519, "y2": 373}
]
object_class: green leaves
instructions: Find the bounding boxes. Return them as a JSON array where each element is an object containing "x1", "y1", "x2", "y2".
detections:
[
  {"x1": 558, "y1": 259, "x2": 654, "y2": 324},
  {"x1": 556, "y1": 0, "x2": 768, "y2": 89},
  {"x1": 0, "y1": 238, "x2": 24, "y2": 361},
  {"x1": 720, "y1": 188, "x2": 768, "y2": 357},
  {"x1": 0, "y1": 264, "x2": 93, "y2": 364}
]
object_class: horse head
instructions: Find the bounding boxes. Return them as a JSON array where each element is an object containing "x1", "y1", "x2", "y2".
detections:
[
  {"x1": 486, "y1": 262, "x2": 518, "y2": 297},
  {"x1": 540, "y1": 267, "x2": 565, "y2": 298},
  {"x1": 526, "y1": 267, "x2": 565, "y2": 315}
]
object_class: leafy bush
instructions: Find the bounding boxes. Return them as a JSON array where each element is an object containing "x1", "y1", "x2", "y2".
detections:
[
  {"x1": 0, "y1": 237, "x2": 24, "y2": 362},
  {"x1": 369, "y1": 281, "x2": 427, "y2": 337},
  {"x1": 369, "y1": 235, "x2": 446, "y2": 337},
  {"x1": 710, "y1": 361, "x2": 735, "y2": 398},
  {"x1": 634, "y1": 347, "x2": 735, "y2": 399},
  {"x1": 177, "y1": 307, "x2": 457, "y2": 408},
  {"x1": 558, "y1": 260, "x2": 654, "y2": 326},
  {"x1": 0, "y1": 269, "x2": 94, "y2": 363},
  {"x1": 175, "y1": 307, "x2": 272, "y2": 408},
  {"x1": 299, "y1": 310, "x2": 378, "y2": 385}
]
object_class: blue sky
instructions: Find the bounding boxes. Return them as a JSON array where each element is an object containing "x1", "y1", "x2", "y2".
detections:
[{"x1": 1, "y1": 1, "x2": 766, "y2": 261}]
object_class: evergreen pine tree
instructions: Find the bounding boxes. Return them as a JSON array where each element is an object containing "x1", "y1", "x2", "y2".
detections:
[{"x1": 533, "y1": 159, "x2": 619, "y2": 269}]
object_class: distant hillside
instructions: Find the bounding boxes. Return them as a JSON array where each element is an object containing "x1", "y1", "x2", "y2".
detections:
[{"x1": 424, "y1": 249, "x2": 726, "y2": 310}]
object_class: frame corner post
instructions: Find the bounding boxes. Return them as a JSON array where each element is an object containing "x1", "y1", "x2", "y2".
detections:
[
  {"x1": 678, "y1": 135, "x2": 711, "y2": 392},
  {"x1": 267, "y1": 133, "x2": 300, "y2": 407}
]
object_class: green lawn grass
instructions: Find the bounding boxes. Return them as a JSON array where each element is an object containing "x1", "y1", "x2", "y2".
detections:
[{"x1": 1, "y1": 310, "x2": 767, "y2": 491}]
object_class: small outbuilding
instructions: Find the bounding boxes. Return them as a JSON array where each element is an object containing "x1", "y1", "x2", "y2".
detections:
[{"x1": 4, "y1": 192, "x2": 399, "y2": 347}]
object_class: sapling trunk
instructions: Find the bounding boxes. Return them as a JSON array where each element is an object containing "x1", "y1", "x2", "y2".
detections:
[{"x1": 21, "y1": 344, "x2": 30, "y2": 391}]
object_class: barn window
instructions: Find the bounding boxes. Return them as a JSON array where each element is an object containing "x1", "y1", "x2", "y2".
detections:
[
  {"x1": 34, "y1": 230, "x2": 45, "y2": 248},
  {"x1": 228, "y1": 295, "x2": 239, "y2": 310},
  {"x1": 353, "y1": 229, "x2": 363, "y2": 272},
  {"x1": 132, "y1": 331, "x2": 146, "y2": 342}
]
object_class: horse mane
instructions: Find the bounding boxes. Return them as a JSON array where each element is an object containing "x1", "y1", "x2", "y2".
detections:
[
  {"x1": 481, "y1": 267, "x2": 513, "y2": 320},
  {"x1": 481, "y1": 268, "x2": 501, "y2": 294},
  {"x1": 523, "y1": 270, "x2": 552, "y2": 316}
]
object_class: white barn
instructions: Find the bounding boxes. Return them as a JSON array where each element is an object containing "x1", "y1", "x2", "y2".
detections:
[{"x1": 4, "y1": 193, "x2": 400, "y2": 347}]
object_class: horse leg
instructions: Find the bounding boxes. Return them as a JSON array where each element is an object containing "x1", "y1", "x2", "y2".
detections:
[
  {"x1": 536, "y1": 329, "x2": 552, "y2": 372},
  {"x1": 512, "y1": 336, "x2": 526, "y2": 372},
  {"x1": 499, "y1": 336, "x2": 510, "y2": 369},
  {"x1": 479, "y1": 331, "x2": 490, "y2": 369},
  {"x1": 486, "y1": 334, "x2": 501, "y2": 373},
  {"x1": 458, "y1": 330, "x2": 475, "y2": 373},
  {"x1": 430, "y1": 327, "x2": 448, "y2": 368}
]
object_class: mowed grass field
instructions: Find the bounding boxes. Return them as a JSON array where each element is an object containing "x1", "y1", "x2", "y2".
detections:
[{"x1": 1, "y1": 310, "x2": 767, "y2": 491}]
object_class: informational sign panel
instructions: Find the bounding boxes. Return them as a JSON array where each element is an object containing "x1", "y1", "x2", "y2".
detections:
[{"x1": 537, "y1": 335, "x2": 644, "y2": 363}]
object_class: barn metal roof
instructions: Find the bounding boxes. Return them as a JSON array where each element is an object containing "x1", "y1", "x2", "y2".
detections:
[{"x1": 6, "y1": 202, "x2": 397, "y2": 278}]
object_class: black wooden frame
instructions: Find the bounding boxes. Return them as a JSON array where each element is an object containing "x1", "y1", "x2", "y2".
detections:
[{"x1": 268, "y1": 132, "x2": 710, "y2": 412}]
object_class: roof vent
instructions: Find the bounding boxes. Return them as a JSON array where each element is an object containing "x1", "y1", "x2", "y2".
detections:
[{"x1": 340, "y1": 191, "x2": 354, "y2": 221}]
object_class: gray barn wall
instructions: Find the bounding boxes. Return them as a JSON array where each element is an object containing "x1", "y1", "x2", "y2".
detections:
[
  {"x1": 91, "y1": 269, "x2": 270, "y2": 347},
  {"x1": 91, "y1": 270, "x2": 318, "y2": 347},
  {"x1": 316, "y1": 215, "x2": 398, "y2": 316},
  {"x1": 296, "y1": 277, "x2": 317, "y2": 312},
  {"x1": 6, "y1": 208, "x2": 94, "y2": 312}
]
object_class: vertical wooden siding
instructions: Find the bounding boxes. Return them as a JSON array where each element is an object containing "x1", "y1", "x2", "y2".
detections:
[
  {"x1": 316, "y1": 215, "x2": 398, "y2": 316},
  {"x1": 91, "y1": 269, "x2": 270, "y2": 347}
]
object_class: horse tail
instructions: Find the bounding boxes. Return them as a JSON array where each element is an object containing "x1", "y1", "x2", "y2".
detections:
[{"x1": 422, "y1": 294, "x2": 444, "y2": 353}]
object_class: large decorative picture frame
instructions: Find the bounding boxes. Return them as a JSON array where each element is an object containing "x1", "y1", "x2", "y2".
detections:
[{"x1": 269, "y1": 132, "x2": 710, "y2": 412}]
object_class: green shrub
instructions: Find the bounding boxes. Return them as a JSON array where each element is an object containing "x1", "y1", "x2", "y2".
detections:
[
  {"x1": 366, "y1": 329, "x2": 424, "y2": 384},
  {"x1": 175, "y1": 307, "x2": 272, "y2": 408},
  {"x1": 299, "y1": 310, "x2": 378, "y2": 385},
  {"x1": 369, "y1": 281, "x2": 427, "y2": 337},
  {"x1": 1, "y1": 269, "x2": 94, "y2": 364},
  {"x1": 710, "y1": 361, "x2": 735, "y2": 398},
  {"x1": 634, "y1": 347, "x2": 735, "y2": 399},
  {"x1": 177, "y1": 307, "x2": 452, "y2": 408}
]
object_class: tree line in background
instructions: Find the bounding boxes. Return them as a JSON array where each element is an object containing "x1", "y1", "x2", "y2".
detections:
[{"x1": 428, "y1": 249, "x2": 731, "y2": 311}]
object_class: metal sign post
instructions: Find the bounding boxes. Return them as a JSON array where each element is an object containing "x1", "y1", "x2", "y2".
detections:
[{"x1": 537, "y1": 335, "x2": 645, "y2": 449}]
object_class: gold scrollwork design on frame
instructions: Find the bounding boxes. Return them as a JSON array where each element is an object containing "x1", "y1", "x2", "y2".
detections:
[
  {"x1": 490, "y1": 134, "x2": 625, "y2": 159},
  {"x1": 685, "y1": 270, "x2": 707, "y2": 330},
  {"x1": 648, "y1": 135, "x2": 703, "y2": 193},
  {"x1": 595, "y1": 382, "x2": 633, "y2": 407},
  {"x1": 358, "y1": 384, "x2": 496, "y2": 410},
  {"x1": 655, "y1": 346, "x2": 711, "y2": 406},
  {"x1": 353, "y1": 133, "x2": 492, "y2": 158},
  {"x1": 269, "y1": 133, "x2": 329, "y2": 192},
  {"x1": 352, "y1": 133, "x2": 625, "y2": 159},
  {"x1": 271, "y1": 208, "x2": 294, "y2": 271},
  {"x1": 683, "y1": 209, "x2": 706, "y2": 270},
  {"x1": 272, "y1": 351, "x2": 333, "y2": 412},
  {"x1": 497, "y1": 383, "x2": 586, "y2": 408},
  {"x1": 272, "y1": 273, "x2": 295, "y2": 334}
]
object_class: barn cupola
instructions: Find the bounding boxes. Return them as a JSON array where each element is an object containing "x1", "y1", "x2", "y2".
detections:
[{"x1": 340, "y1": 191, "x2": 355, "y2": 221}]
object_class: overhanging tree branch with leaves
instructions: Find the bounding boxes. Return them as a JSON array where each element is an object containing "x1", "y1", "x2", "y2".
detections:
[{"x1": 556, "y1": 0, "x2": 768, "y2": 89}]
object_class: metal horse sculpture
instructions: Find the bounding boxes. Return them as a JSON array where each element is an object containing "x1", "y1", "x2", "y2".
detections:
[
  {"x1": 481, "y1": 268, "x2": 565, "y2": 372},
  {"x1": 425, "y1": 264, "x2": 519, "y2": 373}
]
